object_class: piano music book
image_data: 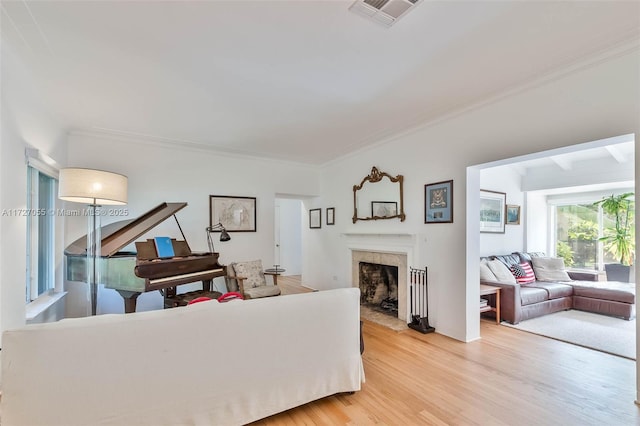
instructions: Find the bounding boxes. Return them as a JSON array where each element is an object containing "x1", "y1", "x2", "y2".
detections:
[{"x1": 154, "y1": 236, "x2": 175, "y2": 258}]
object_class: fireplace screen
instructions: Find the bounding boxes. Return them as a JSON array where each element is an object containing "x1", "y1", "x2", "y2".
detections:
[{"x1": 359, "y1": 262, "x2": 398, "y2": 316}]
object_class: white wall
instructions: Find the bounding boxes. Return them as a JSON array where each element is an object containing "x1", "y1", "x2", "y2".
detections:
[
  {"x1": 526, "y1": 192, "x2": 549, "y2": 253},
  {"x1": 64, "y1": 133, "x2": 320, "y2": 315},
  {"x1": 309, "y1": 49, "x2": 640, "y2": 345},
  {"x1": 479, "y1": 166, "x2": 524, "y2": 256},
  {"x1": 0, "y1": 46, "x2": 67, "y2": 342}
]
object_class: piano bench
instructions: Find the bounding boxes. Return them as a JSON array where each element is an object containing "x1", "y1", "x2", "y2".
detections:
[{"x1": 165, "y1": 290, "x2": 223, "y2": 308}]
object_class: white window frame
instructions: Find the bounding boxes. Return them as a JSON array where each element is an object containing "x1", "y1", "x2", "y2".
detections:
[
  {"x1": 547, "y1": 188, "x2": 634, "y2": 272},
  {"x1": 25, "y1": 149, "x2": 62, "y2": 306}
]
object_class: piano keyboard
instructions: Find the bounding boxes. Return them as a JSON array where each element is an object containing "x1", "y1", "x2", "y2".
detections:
[{"x1": 148, "y1": 268, "x2": 225, "y2": 285}]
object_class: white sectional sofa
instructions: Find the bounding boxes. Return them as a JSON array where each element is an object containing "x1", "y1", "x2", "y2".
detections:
[{"x1": 1, "y1": 288, "x2": 364, "y2": 426}]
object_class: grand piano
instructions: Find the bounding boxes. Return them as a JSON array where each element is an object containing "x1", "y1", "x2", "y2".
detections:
[{"x1": 65, "y1": 202, "x2": 226, "y2": 313}]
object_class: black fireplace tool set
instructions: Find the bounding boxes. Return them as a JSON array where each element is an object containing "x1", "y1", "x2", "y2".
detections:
[{"x1": 408, "y1": 266, "x2": 435, "y2": 334}]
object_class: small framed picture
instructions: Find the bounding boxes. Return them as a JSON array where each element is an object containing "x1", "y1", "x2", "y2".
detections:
[
  {"x1": 480, "y1": 189, "x2": 506, "y2": 233},
  {"x1": 371, "y1": 201, "x2": 398, "y2": 218},
  {"x1": 326, "y1": 207, "x2": 335, "y2": 225},
  {"x1": 425, "y1": 180, "x2": 453, "y2": 223},
  {"x1": 309, "y1": 208, "x2": 321, "y2": 229},
  {"x1": 506, "y1": 204, "x2": 521, "y2": 225}
]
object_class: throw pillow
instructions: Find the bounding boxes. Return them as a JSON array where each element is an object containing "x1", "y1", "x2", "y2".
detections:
[
  {"x1": 486, "y1": 259, "x2": 516, "y2": 284},
  {"x1": 510, "y1": 262, "x2": 536, "y2": 284},
  {"x1": 531, "y1": 257, "x2": 572, "y2": 282},
  {"x1": 480, "y1": 258, "x2": 498, "y2": 281}
]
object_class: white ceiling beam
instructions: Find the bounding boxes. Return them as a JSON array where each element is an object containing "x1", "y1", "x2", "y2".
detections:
[
  {"x1": 605, "y1": 145, "x2": 627, "y2": 163},
  {"x1": 549, "y1": 155, "x2": 572, "y2": 171}
]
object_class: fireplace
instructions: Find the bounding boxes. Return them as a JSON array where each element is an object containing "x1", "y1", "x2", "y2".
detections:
[
  {"x1": 351, "y1": 249, "x2": 408, "y2": 322},
  {"x1": 359, "y1": 262, "x2": 399, "y2": 316}
]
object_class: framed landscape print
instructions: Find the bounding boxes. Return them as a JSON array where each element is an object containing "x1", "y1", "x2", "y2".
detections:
[
  {"x1": 309, "y1": 208, "x2": 321, "y2": 229},
  {"x1": 424, "y1": 180, "x2": 453, "y2": 223},
  {"x1": 210, "y1": 195, "x2": 257, "y2": 232},
  {"x1": 480, "y1": 189, "x2": 506, "y2": 233},
  {"x1": 506, "y1": 204, "x2": 521, "y2": 225}
]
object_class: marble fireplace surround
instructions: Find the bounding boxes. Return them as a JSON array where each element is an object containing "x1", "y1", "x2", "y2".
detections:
[{"x1": 345, "y1": 233, "x2": 416, "y2": 323}]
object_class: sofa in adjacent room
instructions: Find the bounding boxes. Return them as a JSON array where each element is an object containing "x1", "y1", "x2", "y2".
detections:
[
  {"x1": 480, "y1": 252, "x2": 635, "y2": 324},
  {"x1": 1, "y1": 288, "x2": 364, "y2": 426}
]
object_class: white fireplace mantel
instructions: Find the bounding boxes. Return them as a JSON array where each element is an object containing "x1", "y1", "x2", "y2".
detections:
[
  {"x1": 342, "y1": 233, "x2": 418, "y2": 258},
  {"x1": 344, "y1": 232, "x2": 421, "y2": 323}
]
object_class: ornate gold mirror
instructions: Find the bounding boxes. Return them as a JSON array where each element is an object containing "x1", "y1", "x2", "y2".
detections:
[{"x1": 353, "y1": 166, "x2": 405, "y2": 223}]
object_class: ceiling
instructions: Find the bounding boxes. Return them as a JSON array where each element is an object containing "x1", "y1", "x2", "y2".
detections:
[{"x1": 2, "y1": 1, "x2": 639, "y2": 165}]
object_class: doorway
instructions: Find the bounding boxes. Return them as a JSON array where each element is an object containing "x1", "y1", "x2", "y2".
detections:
[
  {"x1": 274, "y1": 197, "x2": 303, "y2": 276},
  {"x1": 467, "y1": 133, "x2": 636, "y2": 356}
]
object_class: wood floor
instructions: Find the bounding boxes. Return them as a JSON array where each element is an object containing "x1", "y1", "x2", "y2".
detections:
[
  {"x1": 254, "y1": 276, "x2": 639, "y2": 425},
  {"x1": 277, "y1": 275, "x2": 315, "y2": 295}
]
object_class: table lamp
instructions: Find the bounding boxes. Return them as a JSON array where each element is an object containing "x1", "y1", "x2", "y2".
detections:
[{"x1": 206, "y1": 223, "x2": 231, "y2": 253}]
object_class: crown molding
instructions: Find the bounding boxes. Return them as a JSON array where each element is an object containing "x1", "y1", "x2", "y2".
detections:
[{"x1": 67, "y1": 128, "x2": 322, "y2": 169}]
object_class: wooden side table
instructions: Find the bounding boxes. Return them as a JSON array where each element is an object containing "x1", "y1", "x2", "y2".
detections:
[{"x1": 480, "y1": 284, "x2": 501, "y2": 325}]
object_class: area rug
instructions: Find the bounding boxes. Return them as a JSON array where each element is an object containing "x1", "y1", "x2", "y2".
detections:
[
  {"x1": 502, "y1": 310, "x2": 636, "y2": 360},
  {"x1": 360, "y1": 305, "x2": 408, "y2": 331}
]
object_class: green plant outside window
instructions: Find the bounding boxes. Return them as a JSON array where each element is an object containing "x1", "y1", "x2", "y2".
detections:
[{"x1": 555, "y1": 193, "x2": 635, "y2": 270}]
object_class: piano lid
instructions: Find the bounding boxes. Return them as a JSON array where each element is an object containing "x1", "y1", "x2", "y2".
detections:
[{"x1": 64, "y1": 202, "x2": 188, "y2": 257}]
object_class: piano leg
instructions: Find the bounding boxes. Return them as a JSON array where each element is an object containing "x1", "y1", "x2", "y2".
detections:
[
  {"x1": 163, "y1": 287, "x2": 177, "y2": 309},
  {"x1": 202, "y1": 279, "x2": 213, "y2": 292},
  {"x1": 115, "y1": 290, "x2": 141, "y2": 314}
]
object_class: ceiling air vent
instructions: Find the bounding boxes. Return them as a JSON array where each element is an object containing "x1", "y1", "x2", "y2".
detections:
[{"x1": 349, "y1": 0, "x2": 422, "y2": 27}]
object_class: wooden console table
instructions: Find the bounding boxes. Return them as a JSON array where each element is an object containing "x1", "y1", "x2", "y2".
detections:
[{"x1": 480, "y1": 284, "x2": 501, "y2": 325}]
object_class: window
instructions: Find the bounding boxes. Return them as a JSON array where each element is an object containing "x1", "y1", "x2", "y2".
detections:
[
  {"x1": 552, "y1": 192, "x2": 634, "y2": 271},
  {"x1": 26, "y1": 166, "x2": 57, "y2": 302}
]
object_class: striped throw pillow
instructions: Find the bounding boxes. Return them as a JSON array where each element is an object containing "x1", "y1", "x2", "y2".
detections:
[{"x1": 511, "y1": 262, "x2": 536, "y2": 284}]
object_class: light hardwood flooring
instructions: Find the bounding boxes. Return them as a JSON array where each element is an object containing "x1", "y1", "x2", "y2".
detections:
[
  {"x1": 277, "y1": 275, "x2": 315, "y2": 295},
  {"x1": 254, "y1": 276, "x2": 639, "y2": 425}
]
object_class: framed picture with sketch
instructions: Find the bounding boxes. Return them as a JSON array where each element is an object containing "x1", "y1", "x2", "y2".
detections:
[{"x1": 210, "y1": 195, "x2": 257, "y2": 232}]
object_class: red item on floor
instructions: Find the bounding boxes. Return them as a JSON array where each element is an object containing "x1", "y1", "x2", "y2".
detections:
[
  {"x1": 217, "y1": 292, "x2": 244, "y2": 302},
  {"x1": 187, "y1": 297, "x2": 213, "y2": 305}
]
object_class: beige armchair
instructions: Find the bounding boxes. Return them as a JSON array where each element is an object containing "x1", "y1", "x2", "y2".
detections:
[{"x1": 225, "y1": 260, "x2": 281, "y2": 299}]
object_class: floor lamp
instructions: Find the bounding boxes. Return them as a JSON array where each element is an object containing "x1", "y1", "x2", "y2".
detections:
[{"x1": 59, "y1": 168, "x2": 128, "y2": 315}]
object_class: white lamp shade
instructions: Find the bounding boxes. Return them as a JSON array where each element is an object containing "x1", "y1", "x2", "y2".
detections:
[{"x1": 58, "y1": 168, "x2": 128, "y2": 205}]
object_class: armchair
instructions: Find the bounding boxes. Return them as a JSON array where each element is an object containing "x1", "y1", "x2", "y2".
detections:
[{"x1": 225, "y1": 260, "x2": 281, "y2": 299}]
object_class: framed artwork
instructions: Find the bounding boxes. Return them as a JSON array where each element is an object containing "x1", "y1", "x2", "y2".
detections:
[
  {"x1": 326, "y1": 207, "x2": 335, "y2": 225},
  {"x1": 480, "y1": 189, "x2": 506, "y2": 233},
  {"x1": 506, "y1": 204, "x2": 521, "y2": 225},
  {"x1": 424, "y1": 180, "x2": 453, "y2": 223},
  {"x1": 309, "y1": 208, "x2": 321, "y2": 229},
  {"x1": 371, "y1": 201, "x2": 398, "y2": 218},
  {"x1": 209, "y1": 195, "x2": 257, "y2": 232}
]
